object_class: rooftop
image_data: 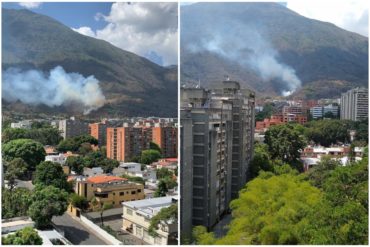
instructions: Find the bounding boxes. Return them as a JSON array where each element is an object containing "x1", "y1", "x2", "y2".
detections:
[
  {"x1": 123, "y1": 196, "x2": 178, "y2": 218},
  {"x1": 87, "y1": 175, "x2": 127, "y2": 184}
]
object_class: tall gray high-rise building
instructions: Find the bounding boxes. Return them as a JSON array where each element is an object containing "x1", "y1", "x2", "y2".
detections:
[
  {"x1": 340, "y1": 88, "x2": 368, "y2": 121},
  {"x1": 180, "y1": 81, "x2": 255, "y2": 237}
]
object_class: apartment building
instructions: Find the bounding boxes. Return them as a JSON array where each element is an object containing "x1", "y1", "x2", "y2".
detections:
[
  {"x1": 340, "y1": 88, "x2": 368, "y2": 121},
  {"x1": 152, "y1": 124, "x2": 178, "y2": 158},
  {"x1": 58, "y1": 117, "x2": 89, "y2": 139},
  {"x1": 180, "y1": 81, "x2": 255, "y2": 231},
  {"x1": 74, "y1": 175, "x2": 144, "y2": 208},
  {"x1": 122, "y1": 196, "x2": 178, "y2": 245}
]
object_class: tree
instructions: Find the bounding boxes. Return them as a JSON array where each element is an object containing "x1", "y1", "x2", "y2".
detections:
[
  {"x1": 194, "y1": 173, "x2": 323, "y2": 245},
  {"x1": 100, "y1": 158, "x2": 119, "y2": 173},
  {"x1": 70, "y1": 193, "x2": 89, "y2": 211},
  {"x1": 307, "y1": 156, "x2": 341, "y2": 188},
  {"x1": 2, "y1": 187, "x2": 32, "y2": 219},
  {"x1": 162, "y1": 177, "x2": 177, "y2": 190},
  {"x1": 140, "y1": 149, "x2": 161, "y2": 164},
  {"x1": 149, "y1": 203, "x2": 178, "y2": 237},
  {"x1": 149, "y1": 141, "x2": 162, "y2": 154},
  {"x1": 78, "y1": 142, "x2": 93, "y2": 155},
  {"x1": 57, "y1": 135, "x2": 98, "y2": 153},
  {"x1": 156, "y1": 168, "x2": 173, "y2": 180},
  {"x1": 2, "y1": 139, "x2": 46, "y2": 171},
  {"x1": 99, "y1": 202, "x2": 113, "y2": 226},
  {"x1": 2, "y1": 226, "x2": 43, "y2": 245},
  {"x1": 264, "y1": 124, "x2": 306, "y2": 168},
  {"x1": 192, "y1": 226, "x2": 216, "y2": 245},
  {"x1": 248, "y1": 143, "x2": 273, "y2": 179},
  {"x1": 4, "y1": 158, "x2": 27, "y2": 190},
  {"x1": 28, "y1": 186, "x2": 69, "y2": 229},
  {"x1": 121, "y1": 174, "x2": 145, "y2": 185},
  {"x1": 154, "y1": 180, "x2": 168, "y2": 197},
  {"x1": 2, "y1": 127, "x2": 62, "y2": 145},
  {"x1": 65, "y1": 156, "x2": 85, "y2": 175},
  {"x1": 34, "y1": 161, "x2": 71, "y2": 192}
]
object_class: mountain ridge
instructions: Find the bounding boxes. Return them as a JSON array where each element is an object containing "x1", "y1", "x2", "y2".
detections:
[{"x1": 2, "y1": 8, "x2": 177, "y2": 117}]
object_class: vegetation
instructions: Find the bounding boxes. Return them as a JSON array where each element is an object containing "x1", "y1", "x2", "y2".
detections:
[
  {"x1": 193, "y1": 151, "x2": 369, "y2": 244},
  {"x1": 65, "y1": 156, "x2": 85, "y2": 175},
  {"x1": 2, "y1": 127, "x2": 62, "y2": 145},
  {"x1": 264, "y1": 124, "x2": 306, "y2": 170},
  {"x1": 70, "y1": 193, "x2": 89, "y2": 211},
  {"x1": 121, "y1": 174, "x2": 145, "y2": 185},
  {"x1": 4, "y1": 158, "x2": 28, "y2": 190},
  {"x1": 156, "y1": 168, "x2": 173, "y2": 179},
  {"x1": 154, "y1": 180, "x2": 169, "y2": 197},
  {"x1": 28, "y1": 185, "x2": 69, "y2": 229},
  {"x1": 2, "y1": 187, "x2": 32, "y2": 219},
  {"x1": 248, "y1": 143, "x2": 273, "y2": 179},
  {"x1": 255, "y1": 103, "x2": 274, "y2": 121},
  {"x1": 34, "y1": 161, "x2": 71, "y2": 192},
  {"x1": 149, "y1": 141, "x2": 162, "y2": 154},
  {"x1": 57, "y1": 135, "x2": 98, "y2": 153},
  {"x1": 2, "y1": 227, "x2": 43, "y2": 245},
  {"x1": 149, "y1": 203, "x2": 178, "y2": 237},
  {"x1": 140, "y1": 149, "x2": 161, "y2": 164},
  {"x1": 2, "y1": 139, "x2": 46, "y2": 171}
]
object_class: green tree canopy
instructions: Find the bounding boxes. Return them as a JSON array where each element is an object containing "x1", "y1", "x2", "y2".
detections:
[
  {"x1": 2, "y1": 139, "x2": 46, "y2": 171},
  {"x1": 4, "y1": 158, "x2": 27, "y2": 190},
  {"x1": 140, "y1": 149, "x2": 161, "y2": 164},
  {"x1": 154, "y1": 180, "x2": 169, "y2": 197},
  {"x1": 248, "y1": 143, "x2": 273, "y2": 179},
  {"x1": 2, "y1": 187, "x2": 32, "y2": 219},
  {"x1": 70, "y1": 193, "x2": 89, "y2": 211},
  {"x1": 28, "y1": 185, "x2": 69, "y2": 229},
  {"x1": 2, "y1": 127, "x2": 62, "y2": 145},
  {"x1": 149, "y1": 141, "x2": 162, "y2": 154},
  {"x1": 65, "y1": 156, "x2": 85, "y2": 175},
  {"x1": 149, "y1": 203, "x2": 178, "y2": 237},
  {"x1": 2, "y1": 226, "x2": 43, "y2": 245},
  {"x1": 156, "y1": 168, "x2": 173, "y2": 180},
  {"x1": 264, "y1": 124, "x2": 306, "y2": 169},
  {"x1": 57, "y1": 135, "x2": 98, "y2": 153},
  {"x1": 34, "y1": 161, "x2": 71, "y2": 192},
  {"x1": 194, "y1": 173, "x2": 323, "y2": 245}
]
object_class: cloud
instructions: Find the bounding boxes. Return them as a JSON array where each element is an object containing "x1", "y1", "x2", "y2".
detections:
[
  {"x1": 287, "y1": 0, "x2": 368, "y2": 36},
  {"x1": 73, "y1": 2, "x2": 178, "y2": 66},
  {"x1": 18, "y1": 2, "x2": 42, "y2": 9}
]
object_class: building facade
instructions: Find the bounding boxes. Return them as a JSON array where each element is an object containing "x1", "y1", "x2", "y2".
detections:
[
  {"x1": 58, "y1": 117, "x2": 89, "y2": 139},
  {"x1": 180, "y1": 81, "x2": 255, "y2": 231},
  {"x1": 74, "y1": 175, "x2": 144, "y2": 208},
  {"x1": 152, "y1": 125, "x2": 178, "y2": 158},
  {"x1": 340, "y1": 88, "x2": 368, "y2": 121},
  {"x1": 122, "y1": 196, "x2": 178, "y2": 245}
]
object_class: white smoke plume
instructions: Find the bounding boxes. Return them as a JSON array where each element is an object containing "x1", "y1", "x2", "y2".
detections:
[
  {"x1": 3, "y1": 66, "x2": 106, "y2": 114},
  {"x1": 186, "y1": 20, "x2": 302, "y2": 96}
]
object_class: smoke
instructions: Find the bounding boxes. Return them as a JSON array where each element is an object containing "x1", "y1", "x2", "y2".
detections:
[
  {"x1": 3, "y1": 66, "x2": 106, "y2": 114},
  {"x1": 186, "y1": 20, "x2": 301, "y2": 96}
]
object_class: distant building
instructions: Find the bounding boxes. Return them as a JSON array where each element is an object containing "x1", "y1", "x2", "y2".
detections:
[
  {"x1": 340, "y1": 88, "x2": 368, "y2": 121},
  {"x1": 323, "y1": 104, "x2": 339, "y2": 117},
  {"x1": 122, "y1": 196, "x2": 178, "y2": 245},
  {"x1": 89, "y1": 119, "x2": 124, "y2": 147},
  {"x1": 301, "y1": 145, "x2": 364, "y2": 170},
  {"x1": 310, "y1": 106, "x2": 323, "y2": 119},
  {"x1": 152, "y1": 125, "x2": 178, "y2": 158},
  {"x1": 10, "y1": 120, "x2": 32, "y2": 129},
  {"x1": 58, "y1": 117, "x2": 89, "y2": 139},
  {"x1": 74, "y1": 175, "x2": 144, "y2": 208},
  {"x1": 106, "y1": 127, "x2": 152, "y2": 162},
  {"x1": 83, "y1": 167, "x2": 104, "y2": 177},
  {"x1": 45, "y1": 153, "x2": 66, "y2": 165}
]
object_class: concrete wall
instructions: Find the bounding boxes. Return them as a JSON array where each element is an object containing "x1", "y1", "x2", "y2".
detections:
[{"x1": 80, "y1": 215, "x2": 122, "y2": 245}]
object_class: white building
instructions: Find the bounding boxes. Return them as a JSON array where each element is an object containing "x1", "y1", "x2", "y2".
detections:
[
  {"x1": 323, "y1": 104, "x2": 339, "y2": 117},
  {"x1": 126, "y1": 169, "x2": 157, "y2": 181},
  {"x1": 122, "y1": 196, "x2": 178, "y2": 245},
  {"x1": 310, "y1": 106, "x2": 323, "y2": 119},
  {"x1": 10, "y1": 120, "x2": 32, "y2": 129},
  {"x1": 340, "y1": 88, "x2": 368, "y2": 121},
  {"x1": 45, "y1": 154, "x2": 66, "y2": 165},
  {"x1": 119, "y1": 162, "x2": 142, "y2": 173},
  {"x1": 83, "y1": 167, "x2": 104, "y2": 177}
]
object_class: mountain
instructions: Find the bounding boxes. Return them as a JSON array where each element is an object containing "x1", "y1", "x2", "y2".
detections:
[
  {"x1": 2, "y1": 8, "x2": 177, "y2": 117},
  {"x1": 181, "y1": 3, "x2": 368, "y2": 99}
]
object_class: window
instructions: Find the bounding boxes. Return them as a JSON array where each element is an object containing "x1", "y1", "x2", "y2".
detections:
[
  {"x1": 136, "y1": 226, "x2": 143, "y2": 237},
  {"x1": 120, "y1": 192, "x2": 125, "y2": 196},
  {"x1": 113, "y1": 192, "x2": 115, "y2": 196},
  {"x1": 137, "y1": 189, "x2": 141, "y2": 193},
  {"x1": 127, "y1": 209, "x2": 133, "y2": 216},
  {"x1": 131, "y1": 191, "x2": 136, "y2": 195}
]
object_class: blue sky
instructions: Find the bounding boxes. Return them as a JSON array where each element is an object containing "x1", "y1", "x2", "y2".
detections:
[
  {"x1": 2, "y1": 2, "x2": 112, "y2": 31},
  {"x1": 2, "y1": 2, "x2": 178, "y2": 66}
]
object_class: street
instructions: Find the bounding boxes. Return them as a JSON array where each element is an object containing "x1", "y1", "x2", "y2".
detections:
[{"x1": 52, "y1": 213, "x2": 107, "y2": 245}]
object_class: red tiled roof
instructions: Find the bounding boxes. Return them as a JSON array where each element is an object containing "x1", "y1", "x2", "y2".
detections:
[
  {"x1": 87, "y1": 175, "x2": 127, "y2": 184},
  {"x1": 164, "y1": 158, "x2": 177, "y2": 162}
]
